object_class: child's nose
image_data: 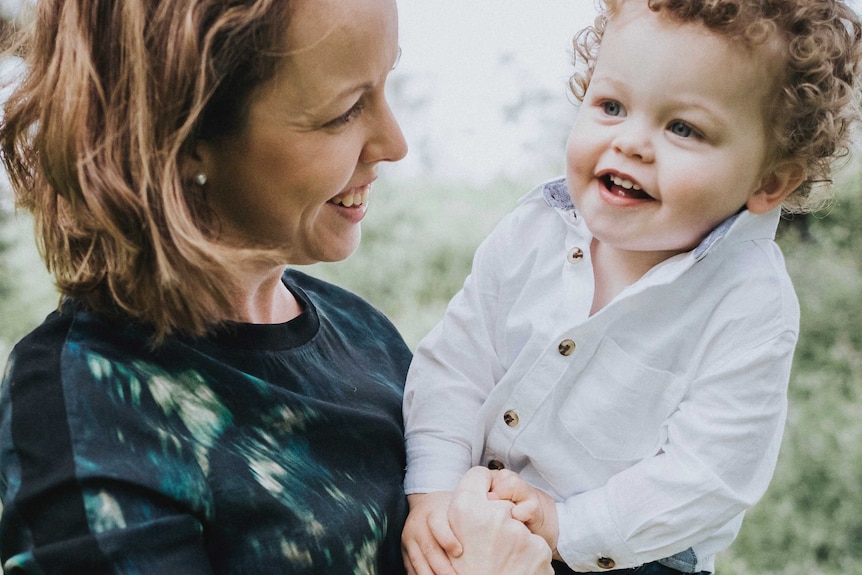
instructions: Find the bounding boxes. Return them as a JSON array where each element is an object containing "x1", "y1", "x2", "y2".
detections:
[{"x1": 612, "y1": 122, "x2": 654, "y2": 163}]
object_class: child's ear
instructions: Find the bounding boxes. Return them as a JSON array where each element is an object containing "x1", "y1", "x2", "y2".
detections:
[{"x1": 746, "y1": 159, "x2": 807, "y2": 214}]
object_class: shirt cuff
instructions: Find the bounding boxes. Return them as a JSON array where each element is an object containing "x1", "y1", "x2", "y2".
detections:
[
  {"x1": 555, "y1": 487, "x2": 639, "y2": 572},
  {"x1": 404, "y1": 435, "x2": 472, "y2": 494}
]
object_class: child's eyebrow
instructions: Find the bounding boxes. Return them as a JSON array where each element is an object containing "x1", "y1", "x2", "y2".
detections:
[
  {"x1": 665, "y1": 98, "x2": 732, "y2": 128},
  {"x1": 588, "y1": 74, "x2": 626, "y2": 90}
]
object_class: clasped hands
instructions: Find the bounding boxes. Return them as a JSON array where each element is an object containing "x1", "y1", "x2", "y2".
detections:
[{"x1": 402, "y1": 466, "x2": 559, "y2": 575}]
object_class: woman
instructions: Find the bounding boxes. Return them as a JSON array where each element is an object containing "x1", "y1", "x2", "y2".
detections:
[{"x1": 0, "y1": 0, "x2": 550, "y2": 573}]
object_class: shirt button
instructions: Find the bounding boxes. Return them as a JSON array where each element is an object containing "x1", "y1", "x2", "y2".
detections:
[
  {"x1": 558, "y1": 339, "x2": 576, "y2": 356},
  {"x1": 503, "y1": 410, "x2": 519, "y2": 427},
  {"x1": 597, "y1": 557, "x2": 616, "y2": 569},
  {"x1": 567, "y1": 247, "x2": 584, "y2": 263},
  {"x1": 487, "y1": 459, "x2": 505, "y2": 470}
]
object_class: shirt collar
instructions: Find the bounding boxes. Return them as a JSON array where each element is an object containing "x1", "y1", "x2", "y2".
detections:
[
  {"x1": 542, "y1": 177, "x2": 574, "y2": 211},
  {"x1": 691, "y1": 206, "x2": 781, "y2": 260},
  {"x1": 541, "y1": 177, "x2": 782, "y2": 262}
]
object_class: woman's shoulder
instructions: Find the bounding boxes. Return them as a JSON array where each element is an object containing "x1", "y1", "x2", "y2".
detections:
[
  {"x1": 4, "y1": 301, "x2": 145, "y2": 397},
  {"x1": 1, "y1": 306, "x2": 144, "y2": 483},
  {"x1": 6, "y1": 307, "x2": 71, "y2": 366},
  {"x1": 2, "y1": 302, "x2": 168, "y2": 427},
  {"x1": 3, "y1": 305, "x2": 90, "y2": 389},
  {"x1": 2, "y1": 311, "x2": 65, "y2": 424}
]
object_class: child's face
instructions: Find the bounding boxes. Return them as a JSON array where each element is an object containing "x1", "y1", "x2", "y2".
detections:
[{"x1": 566, "y1": 1, "x2": 778, "y2": 261}]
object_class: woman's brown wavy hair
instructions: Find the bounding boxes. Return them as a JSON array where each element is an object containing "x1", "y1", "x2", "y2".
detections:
[
  {"x1": 570, "y1": 0, "x2": 862, "y2": 212},
  {"x1": 1, "y1": 0, "x2": 292, "y2": 342}
]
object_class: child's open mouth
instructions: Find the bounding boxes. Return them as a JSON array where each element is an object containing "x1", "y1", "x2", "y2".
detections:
[{"x1": 601, "y1": 174, "x2": 652, "y2": 200}]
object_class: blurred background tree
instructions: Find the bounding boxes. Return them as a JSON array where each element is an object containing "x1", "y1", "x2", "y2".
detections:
[{"x1": 0, "y1": 201, "x2": 11, "y2": 302}]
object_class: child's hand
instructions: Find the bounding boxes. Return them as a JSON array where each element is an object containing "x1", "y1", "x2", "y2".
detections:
[
  {"x1": 402, "y1": 492, "x2": 461, "y2": 575},
  {"x1": 489, "y1": 469, "x2": 560, "y2": 554}
]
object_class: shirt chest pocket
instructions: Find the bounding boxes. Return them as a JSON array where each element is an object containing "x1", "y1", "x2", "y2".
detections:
[{"x1": 557, "y1": 338, "x2": 686, "y2": 462}]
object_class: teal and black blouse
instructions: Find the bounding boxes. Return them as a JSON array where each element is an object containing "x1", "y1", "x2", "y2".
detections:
[{"x1": 0, "y1": 269, "x2": 412, "y2": 574}]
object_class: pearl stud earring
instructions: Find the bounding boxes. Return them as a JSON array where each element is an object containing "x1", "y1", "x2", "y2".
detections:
[{"x1": 194, "y1": 172, "x2": 207, "y2": 186}]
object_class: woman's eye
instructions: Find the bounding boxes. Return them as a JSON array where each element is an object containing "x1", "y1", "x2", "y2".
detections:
[
  {"x1": 325, "y1": 102, "x2": 365, "y2": 128},
  {"x1": 601, "y1": 101, "x2": 624, "y2": 117},
  {"x1": 669, "y1": 121, "x2": 696, "y2": 138}
]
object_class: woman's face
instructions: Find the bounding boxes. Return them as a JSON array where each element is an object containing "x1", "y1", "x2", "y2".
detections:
[{"x1": 197, "y1": 0, "x2": 407, "y2": 264}]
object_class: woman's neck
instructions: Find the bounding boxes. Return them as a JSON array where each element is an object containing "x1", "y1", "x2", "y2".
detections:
[{"x1": 227, "y1": 266, "x2": 302, "y2": 324}]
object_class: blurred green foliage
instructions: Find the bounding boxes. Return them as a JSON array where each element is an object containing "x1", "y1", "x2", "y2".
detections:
[
  {"x1": 0, "y1": 208, "x2": 57, "y2": 364},
  {"x1": 0, "y1": 169, "x2": 860, "y2": 573},
  {"x1": 717, "y1": 168, "x2": 862, "y2": 575},
  {"x1": 0, "y1": 208, "x2": 10, "y2": 300}
]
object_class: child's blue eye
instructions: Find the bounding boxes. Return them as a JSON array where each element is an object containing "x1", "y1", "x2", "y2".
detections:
[
  {"x1": 669, "y1": 121, "x2": 695, "y2": 138},
  {"x1": 601, "y1": 101, "x2": 624, "y2": 117}
]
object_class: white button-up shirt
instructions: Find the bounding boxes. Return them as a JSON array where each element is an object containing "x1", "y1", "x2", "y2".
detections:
[{"x1": 403, "y1": 178, "x2": 799, "y2": 573}]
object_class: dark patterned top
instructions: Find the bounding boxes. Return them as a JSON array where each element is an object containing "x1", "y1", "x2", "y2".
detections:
[{"x1": 0, "y1": 269, "x2": 412, "y2": 574}]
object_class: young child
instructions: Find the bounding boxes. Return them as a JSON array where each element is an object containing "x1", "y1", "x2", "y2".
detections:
[{"x1": 401, "y1": 1, "x2": 862, "y2": 574}]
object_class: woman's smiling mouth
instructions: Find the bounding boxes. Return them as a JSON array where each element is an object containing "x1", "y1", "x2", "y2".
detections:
[{"x1": 330, "y1": 184, "x2": 370, "y2": 208}]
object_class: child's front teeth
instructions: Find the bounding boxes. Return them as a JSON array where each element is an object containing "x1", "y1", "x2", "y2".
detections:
[{"x1": 611, "y1": 176, "x2": 642, "y2": 191}]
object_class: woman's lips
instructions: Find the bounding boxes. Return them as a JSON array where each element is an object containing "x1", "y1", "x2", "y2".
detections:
[{"x1": 328, "y1": 184, "x2": 372, "y2": 224}]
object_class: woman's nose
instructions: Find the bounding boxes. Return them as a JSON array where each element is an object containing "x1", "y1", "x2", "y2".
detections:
[{"x1": 361, "y1": 100, "x2": 408, "y2": 164}]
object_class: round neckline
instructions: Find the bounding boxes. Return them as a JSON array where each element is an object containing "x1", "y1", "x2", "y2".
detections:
[{"x1": 202, "y1": 279, "x2": 319, "y2": 351}]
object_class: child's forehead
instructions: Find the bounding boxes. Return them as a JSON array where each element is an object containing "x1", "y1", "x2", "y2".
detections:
[
  {"x1": 604, "y1": 0, "x2": 784, "y2": 66},
  {"x1": 596, "y1": 2, "x2": 782, "y2": 121}
]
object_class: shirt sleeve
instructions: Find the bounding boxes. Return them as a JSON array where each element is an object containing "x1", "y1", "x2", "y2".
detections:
[
  {"x1": 402, "y1": 215, "x2": 513, "y2": 494},
  {"x1": 555, "y1": 330, "x2": 796, "y2": 571}
]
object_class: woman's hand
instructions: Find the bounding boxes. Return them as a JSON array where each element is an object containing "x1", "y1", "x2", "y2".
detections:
[
  {"x1": 489, "y1": 468, "x2": 560, "y2": 554},
  {"x1": 447, "y1": 467, "x2": 554, "y2": 575},
  {"x1": 402, "y1": 492, "x2": 461, "y2": 575}
]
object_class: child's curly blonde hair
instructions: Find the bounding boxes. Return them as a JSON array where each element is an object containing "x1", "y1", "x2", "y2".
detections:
[{"x1": 571, "y1": 0, "x2": 862, "y2": 213}]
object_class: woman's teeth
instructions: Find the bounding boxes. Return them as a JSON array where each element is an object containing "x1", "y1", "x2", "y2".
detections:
[
  {"x1": 611, "y1": 175, "x2": 641, "y2": 191},
  {"x1": 331, "y1": 188, "x2": 368, "y2": 207}
]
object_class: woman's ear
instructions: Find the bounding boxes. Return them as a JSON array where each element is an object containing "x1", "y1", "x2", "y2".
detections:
[
  {"x1": 746, "y1": 159, "x2": 807, "y2": 214},
  {"x1": 181, "y1": 140, "x2": 212, "y2": 185}
]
